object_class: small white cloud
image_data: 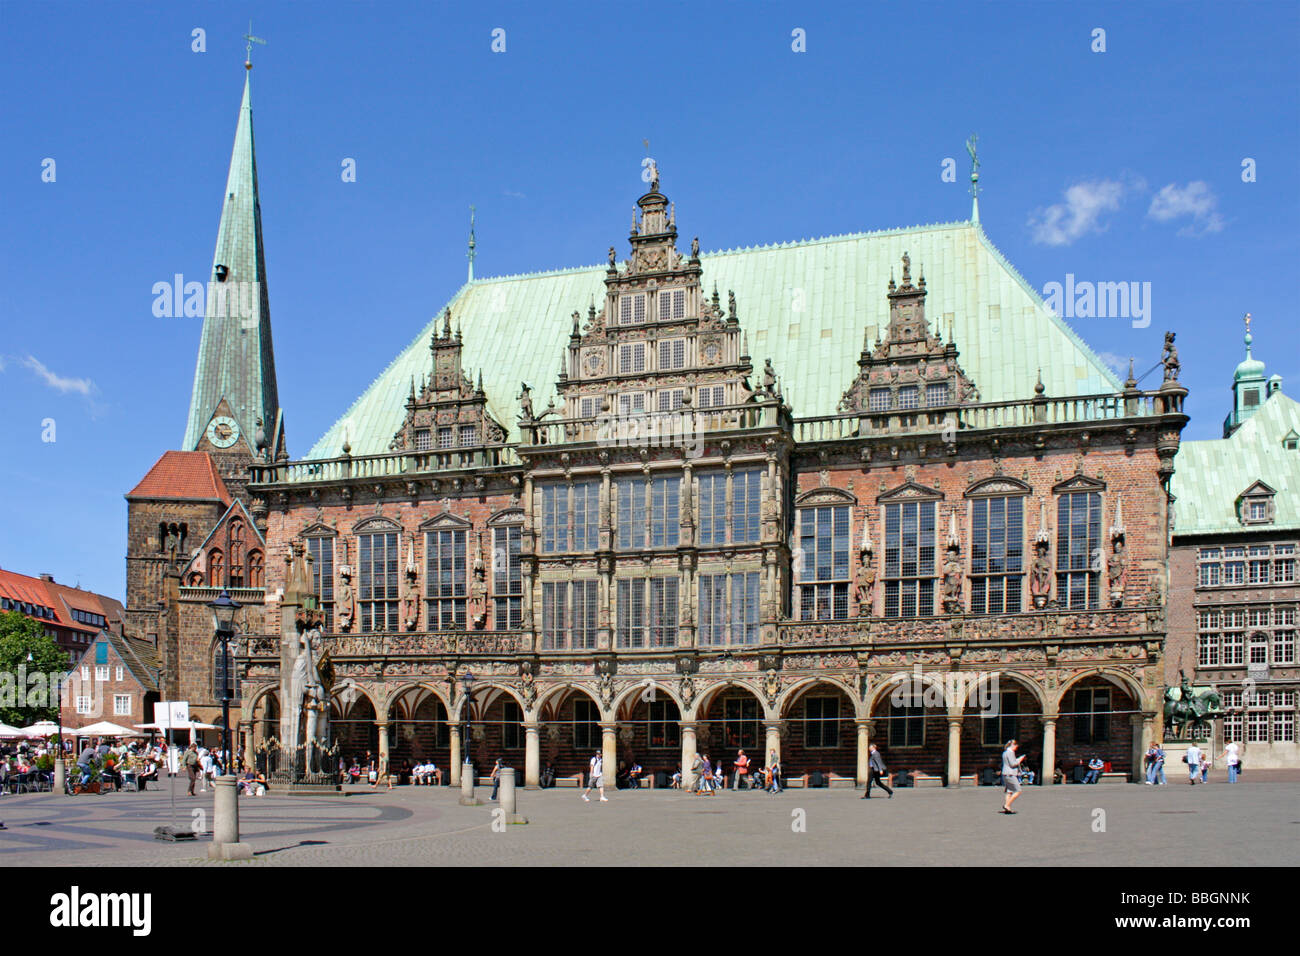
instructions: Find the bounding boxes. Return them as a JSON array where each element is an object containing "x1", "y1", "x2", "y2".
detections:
[
  {"x1": 1096, "y1": 351, "x2": 1130, "y2": 376},
  {"x1": 1029, "y1": 179, "x2": 1125, "y2": 246},
  {"x1": 502, "y1": 189, "x2": 526, "y2": 199},
  {"x1": 1147, "y1": 181, "x2": 1224, "y2": 236},
  {"x1": 21, "y1": 355, "x2": 96, "y2": 396}
]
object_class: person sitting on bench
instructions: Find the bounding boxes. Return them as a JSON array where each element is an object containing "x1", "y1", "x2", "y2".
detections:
[{"x1": 1083, "y1": 756, "x2": 1104, "y2": 784}]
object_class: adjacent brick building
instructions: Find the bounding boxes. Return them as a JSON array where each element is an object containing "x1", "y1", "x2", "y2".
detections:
[{"x1": 0, "y1": 567, "x2": 125, "y2": 666}]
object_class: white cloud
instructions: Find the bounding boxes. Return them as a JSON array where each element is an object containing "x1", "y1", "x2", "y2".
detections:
[
  {"x1": 1147, "y1": 181, "x2": 1225, "y2": 236},
  {"x1": 21, "y1": 355, "x2": 96, "y2": 396},
  {"x1": 502, "y1": 189, "x2": 526, "y2": 199},
  {"x1": 1096, "y1": 351, "x2": 1130, "y2": 376},
  {"x1": 1029, "y1": 179, "x2": 1125, "y2": 246}
]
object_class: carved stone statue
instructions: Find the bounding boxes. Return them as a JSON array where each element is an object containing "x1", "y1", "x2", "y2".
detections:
[
  {"x1": 691, "y1": 236, "x2": 699, "y2": 258},
  {"x1": 679, "y1": 675, "x2": 696, "y2": 709},
  {"x1": 337, "y1": 562, "x2": 356, "y2": 632},
  {"x1": 728, "y1": 290, "x2": 737, "y2": 319},
  {"x1": 1030, "y1": 540, "x2": 1052, "y2": 609},
  {"x1": 282, "y1": 618, "x2": 329, "y2": 761},
  {"x1": 763, "y1": 669, "x2": 780, "y2": 709},
  {"x1": 942, "y1": 546, "x2": 964, "y2": 613},
  {"x1": 763, "y1": 358, "x2": 777, "y2": 395},
  {"x1": 1161, "y1": 331, "x2": 1181, "y2": 382},
  {"x1": 520, "y1": 660, "x2": 537, "y2": 710},
  {"x1": 401, "y1": 573, "x2": 419, "y2": 632},
  {"x1": 164, "y1": 526, "x2": 180, "y2": 566},
  {"x1": 518, "y1": 382, "x2": 535, "y2": 422},
  {"x1": 856, "y1": 550, "x2": 876, "y2": 614},
  {"x1": 1108, "y1": 536, "x2": 1127, "y2": 607},
  {"x1": 608, "y1": 246, "x2": 617, "y2": 268}
]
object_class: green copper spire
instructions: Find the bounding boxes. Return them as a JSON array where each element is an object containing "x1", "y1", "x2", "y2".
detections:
[{"x1": 182, "y1": 67, "x2": 281, "y2": 455}]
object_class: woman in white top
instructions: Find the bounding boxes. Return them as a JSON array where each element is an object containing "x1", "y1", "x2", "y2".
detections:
[{"x1": 1219, "y1": 741, "x2": 1241, "y2": 783}]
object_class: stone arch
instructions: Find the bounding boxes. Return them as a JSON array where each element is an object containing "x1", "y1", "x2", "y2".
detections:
[
  {"x1": 613, "y1": 679, "x2": 685, "y2": 717},
  {"x1": 962, "y1": 671, "x2": 1050, "y2": 716},
  {"x1": 694, "y1": 680, "x2": 767, "y2": 759},
  {"x1": 535, "y1": 681, "x2": 601, "y2": 719},
  {"x1": 867, "y1": 669, "x2": 951, "y2": 713},
  {"x1": 778, "y1": 675, "x2": 862, "y2": 719},
  {"x1": 1053, "y1": 667, "x2": 1146, "y2": 713},
  {"x1": 456, "y1": 680, "x2": 525, "y2": 721},
  {"x1": 382, "y1": 680, "x2": 452, "y2": 717},
  {"x1": 693, "y1": 678, "x2": 766, "y2": 720}
]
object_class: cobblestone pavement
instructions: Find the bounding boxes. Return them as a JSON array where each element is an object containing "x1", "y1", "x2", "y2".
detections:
[{"x1": 1, "y1": 775, "x2": 1296, "y2": 866}]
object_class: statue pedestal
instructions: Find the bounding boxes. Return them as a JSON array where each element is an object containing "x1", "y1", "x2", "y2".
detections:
[{"x1": 1163, "y1": 739, "x2": 1212, "y2": 775}]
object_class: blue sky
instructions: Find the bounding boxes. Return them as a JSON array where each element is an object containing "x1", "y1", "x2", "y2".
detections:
[{"x1": 2, "y1": 1, "x2": 1297, "y2": 601}]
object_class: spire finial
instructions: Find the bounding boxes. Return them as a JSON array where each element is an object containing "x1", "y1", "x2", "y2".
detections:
[
  {"x1": 1244, "y1": 312, "x2": 1253, "y2": 354},
  {"x1": 467, "y1": 205, "x2": 477, "y2": 283},
  {"x1": 243, "y1": 22, "x2": 266, "y2": 70},
  {"x1": 966, "y1": 133, "x2": 981, "y2": 223},
  {"x1": 443, "y1": 307, "x2": 452, "y2": 337}
]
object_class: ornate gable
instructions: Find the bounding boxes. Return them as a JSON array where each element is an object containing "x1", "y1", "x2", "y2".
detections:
[
  {"x1": 1052, "y1": 474, "x2": 1106, "y2": 493},
  {"x1": 965, "y1": 476, "x2": 1032, "y2": 498},
  {"x1": 543, "y1": 168, "x2": 779, "y2": 426},
  {"x1": 795, "y1": 487, "x2": 858, "y2": 506},
  {"x1": 389, "y1": 308, "x2": 508, "y2": 451},
  {"x1": 838, "y1": 253, "x2": 979, "y2": 419}
]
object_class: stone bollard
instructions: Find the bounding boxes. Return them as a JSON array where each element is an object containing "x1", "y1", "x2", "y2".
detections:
[
  {"x1": 207, "y1": 775, "x2": 253, "y2": 860},
  {"x1": 499, "y1": 767, "x2": 527, "y2": 824},
  {"x1": 54, "y1": 758, "x2": 65, "y2": 795},
  {"x1": 459, "y1": 759, "x2": 481, "y2": 806}
]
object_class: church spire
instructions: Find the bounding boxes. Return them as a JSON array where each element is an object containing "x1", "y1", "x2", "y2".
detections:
[
  {"x1": 966, "y1": 133, "x2": 981, "y2": 224},
  {"x1": 467, "y1": 205, "x2": 477, "y2": 283},
  {"x1": 182, "y1": 64, "x2": 282, "y2": 458}
]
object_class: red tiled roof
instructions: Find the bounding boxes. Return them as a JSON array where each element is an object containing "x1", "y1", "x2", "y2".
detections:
[
  {"x1": 126, "y1": 450, "x2": 231, "y2": 504},
  {"x1": 0, "y1": 568, "x2": 123, "y2": 633}
]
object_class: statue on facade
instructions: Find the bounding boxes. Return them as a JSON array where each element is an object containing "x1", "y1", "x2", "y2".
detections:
[
  {"x1": 401, "y1": 540, "x2": 419, "y2": 631},
  {"x1": 1108, "y1": 536, "x2": 1127, "y2": 608},
  {"x1": 1029, "y1": 540, "x2": 1052, "y2": 609},
  {"x1": 728, "y1": 290, "x2": 737, "y2": 320},
  {"x1": 336, "y1": 548, "x2": 356, "y2": 632},
  {"x1": 763, "y1": 669, "x2": 780, "y2": 709},
  {"x1": 763, "y1": 359, "x2": 777, "y2": 396},
  {"x1": 518, "y1": 382, "x2": 535, "y2": 422},
  {"x1": 691, "y1": 236, "x2": 699, "y2": 258},
  {"x1": 1161, "y1": 331, "x2": 1180, "y2": 382},
  {"x1": 942, "y1": 546, "x2": 964, "y2": 614},
  {"x1": 164, "y1": 526, "x2": 180, "y2": 567},
  {"x1": 519, "y1": 660, "x2": 537, "y2": 710},
  {"x1": 608, "y1": 246, "x2": 617, "y2": 268}
]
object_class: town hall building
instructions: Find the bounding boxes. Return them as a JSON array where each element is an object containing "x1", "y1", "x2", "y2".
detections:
[{"x1": 128, "y1": 64, "x2": 1193, "y2": 788}]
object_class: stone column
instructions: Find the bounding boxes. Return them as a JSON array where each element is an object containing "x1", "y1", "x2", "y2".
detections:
[
  {"x1": 680, "y1": 721, "x2": 697, "y2": 790},
  {"x1": 377, "y1": 720, "x2": 390, "y2": 781},
  {"x1": 855, "y1": 718, "x2": 871, "y2": 786},
  {"x1": 764, "y1": 721, "x2": 783, "y2": 766},
  {"x1": 946, "y1": 716, "x2": 963, "y2": 787},
  {"x1": 600, "y1": 722, "x2": 617, "y2": 788},
  {"x1": 1132, "y1": 713, "x2": 1153, "y2": 783},
  {"x1": 449, "y1": 723, "x2": 462, "y2": 786},
  {"x1": 524, "y1": 721, "x2": 540, "y2": 789},
  {"x1": 1041, "y1": 717, "x2": 1057, "y2": 785}
]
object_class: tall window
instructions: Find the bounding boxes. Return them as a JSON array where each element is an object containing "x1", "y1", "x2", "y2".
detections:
[
  {"x1": 425, "y1": 528, "x2": 467, "y2": 628},
  {"x1": 698, "y1": 469, "x2": 762, "y2": 546},
  {"x1": 247, "y1": 550, "x2": 264, "y2": 588},
  {"x1": 618, "y1": 293, "x2": 647, "y2": 325},
  {"x1": 723, "y1": 697, "x2": 760, "y2": 750},
  {"x1": 970, "y1": 497, "x2": 1024, "y2": 614},
  {"x1": 1072, "y1": 687, "x2": 1110, "y2": 744},
  {"x1": 541, "y1": 580, "x2": 599, "y2": 651},
  {"x1": 306, "y1": 536, "x2": 335, "y2": 630},
  {"x1": 648, "y1": 700, "x2": 680, "y2": 748},
  {"x1": 616, "y1": 577, "x2": 678, "y2": 648},
  {"x1": 618, "y1": 342, "x2": 647, "y2": 374},
  {"x1": 228, "y1": 520, "x2": 245, "y2": 586},
  {"x1": 797, "y1": 505, "x2": 850, "y2": 620},
  {"x1": 1056, "y1": 492, "x2": 1102, "y2": 609},
  {"x1": 981, "y1": 691, "x2": 1020, "y2": 746},
  {"x1": 500, "y1": 701, "x2": 523, "y2": 750},
  {"x1": 492, "y1": 524, "x2": 522, "y2": 629},
  {"x1": 659, "y1": 288, "x2": 686, "y2": 320},
  {"x1": 208, "y1": 549, "x2": 224, "y2": 588},
  {"x1": 658, "y1": 338, "x2": 686, "y2": 370},
  {"x1": 358, "y1": 531, "x2": 400, "y2": 632},
  {"x1": 573, "y1": 698, "x2": 600, "y2": 749},
  {"x1": 888, "y1": 703, "x2": 925, "y2": 748},
  {"x1": 618, "y1": 477, "x2": 680, "y2": 550},
  {"x1": 542, "y1": 482, "x2": 600, "y2": 553},
  {"x1": 804, "y1": 696, "x2": 840, "y2": 748},
  {"x1": 883, "y1": 500, "x2": 937, "y2": 618},
  {"x1": 698, "y1": 572, "x2": 760, "y2": 645}
]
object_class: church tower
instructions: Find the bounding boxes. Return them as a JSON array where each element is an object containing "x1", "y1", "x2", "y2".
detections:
[
  {"x1": 1224, "y1": 313, "x2": 1279, "y2": 437},
  {"x1": 182, "y1": 62, "x2": 286, "y2": 502}
]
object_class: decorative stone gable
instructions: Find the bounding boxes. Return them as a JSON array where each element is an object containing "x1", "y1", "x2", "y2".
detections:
[
  {"x1": 556, "y1": 175, "x2": 767, "y2": 420},
  {"x1": 389, "y1": 308, "x2": 507, "y2": 451},
  {"x1": 838, "y1": 253, "x2": 979, "y2": 418}
]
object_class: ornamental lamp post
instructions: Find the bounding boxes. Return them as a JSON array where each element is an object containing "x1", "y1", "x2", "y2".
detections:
[{"x1": 208, "y1": 590, "x2": 242, "y2": 771}]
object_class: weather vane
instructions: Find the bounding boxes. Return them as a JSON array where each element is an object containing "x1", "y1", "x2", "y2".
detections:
[{"x1": 244, "y1": 22, "x2": 266, "y2": 68}]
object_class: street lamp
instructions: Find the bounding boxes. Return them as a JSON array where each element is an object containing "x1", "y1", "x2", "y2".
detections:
[
  {"x1": 209, "y1": 590, "x2": 242, "y2": 772},
  {"x1": 461, "y1": 670, "x2": 476, "y2": 776}
]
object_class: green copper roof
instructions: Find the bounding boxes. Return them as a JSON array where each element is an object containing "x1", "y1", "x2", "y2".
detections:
[
  {"x1": 1172, "y1": 392, "x2": 1300, "y2": 536},
  {"x1": 183, "y1": 71, "x2": 280, "y2": 453},
  {"x1": 309, "y1": 218, "x2": 1123, "y2": 459}
]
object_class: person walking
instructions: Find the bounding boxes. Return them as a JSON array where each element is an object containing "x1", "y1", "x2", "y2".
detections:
[
  {"x1": 862, "y1": 743, "x2": 893, "y2": 799},
  {"x1": 732, "y1": 749, "x2": 750, "y2": 790},
  {"x1": 581, "y1": 750, "x2": 607, "y2": 802},
  {"x1": 183, "y1": 743, "x2": 201, "y2": 797},
  {"x1": 1000, "y1": 739, "x2": 1026, "y2": 814},
  {"x1": 1184, "y1": 742, "x2": 1202, "y2": 785},
  {"x1": 1220, "y1": 741, "x2": 1240, "y2": 783},
  {"x1": 1149, "y1": 743, "x2": 1167, "y2": 785},
  {"x1": 490, "y1": 757, "x2": 502, "y2": 801}
]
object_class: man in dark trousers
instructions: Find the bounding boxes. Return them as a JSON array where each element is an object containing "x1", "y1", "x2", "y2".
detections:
[{"x1": 862, "y1": 743, "x2": 893, "y2": 799}]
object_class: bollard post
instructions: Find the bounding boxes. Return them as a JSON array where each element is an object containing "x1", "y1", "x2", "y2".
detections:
[
  {"x1": 207, "y1": 774, "x2": 253, "y2": 860},
  {"x1": 459, "y1": 758, "x2": 482, "y2": 806},
  {"x1": 499, "y1": 767, "x2": 528, "y2": 824},
  {"x1": 53, "y1": 758, "x2": 65, "y2": 795}
]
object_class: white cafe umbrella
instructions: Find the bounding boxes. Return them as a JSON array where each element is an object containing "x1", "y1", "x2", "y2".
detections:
[
  {"x1": 19, "y1": 720, "x2": 77, "y2": 737},
  {"x1": 76, "y1": 720, "x2": 145, "y2": 738},
  {"x1": 0, "y1": 722, "x2": 26, "y2": 737}
]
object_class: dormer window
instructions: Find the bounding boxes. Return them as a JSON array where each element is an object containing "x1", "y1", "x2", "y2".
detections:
[
  {"x1": 1283, "y1": 430, "x2": 1299, "y2": 451},
  {"x1": 1239, "y1": 482, "x2": 1276, "y2": 526},
  {"x1": 925, "y1": 382, "x2": 950, "y2": 406}
]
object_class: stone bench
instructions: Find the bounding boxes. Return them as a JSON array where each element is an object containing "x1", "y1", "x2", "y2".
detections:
[
  {"x1": 1098, "y1": 772, "x2": 1128, "y2": 785},
  {"x1": 911, "y1": 773, "x2": 944, "y2": 788}
]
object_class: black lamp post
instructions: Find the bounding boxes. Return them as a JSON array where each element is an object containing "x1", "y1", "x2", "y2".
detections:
[
  {"x1": 208, "y1": 590, "x2": 242, "y2": 773},
  {"x1": 461, "y1": 670, "x2": 475, "y2": 776}
]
